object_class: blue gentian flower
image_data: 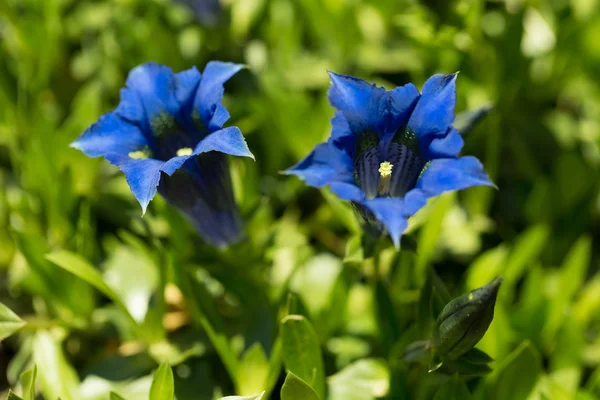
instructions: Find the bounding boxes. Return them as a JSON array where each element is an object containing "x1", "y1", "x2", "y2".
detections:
[
  {"x1": 285, "y1": 72, "x2": 494, "y2": 248},
  {"x1": 71, "y1": 62, "x2": 254, "y2": 247}
]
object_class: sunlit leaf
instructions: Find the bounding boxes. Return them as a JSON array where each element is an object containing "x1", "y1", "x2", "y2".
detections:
[
  {"x1": 280, "y1": 315, "x2": 325, "y2": 399},
  {"x1": 280, "y1": 372, "x2": 319, "y2": 400},
  {"x1": 149, "y1": 362, "x2": 174, "y2": 400},
  {"x1": 0, "y1": 302, "x2": 26, "y2": 341}
]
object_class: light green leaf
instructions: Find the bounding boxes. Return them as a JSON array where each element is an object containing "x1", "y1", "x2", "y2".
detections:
[
  {"x1": 102, "y1": 244, "x2": 158, "y2": 324},
  {"x1": 110, "y1": 393, "x2": 126, "y2": 400},
  {"x1": 0, "y1": 302, "x2": 26, "y2": 341},
  {"x1": 327, "y1": 359, "x2": 389, "y2": 400},
  {"x1": 281, "y1": 372, "x2": 320, "y2": 400},
  {"x1": 432, "y1": 378, "x2": 473, "y2": 400},
  {"x1": 237, "y1": 343, "x2": 270, "y2": 396},
  {"x1": 280, "y1": 315, "x2": 325, "y2": 399},
  {"x1": 20, "y1": 365, "x2": 37, "y2": 400},
  {"x1": 33, "y1": 331, "x2": 80, "y2": 400},
  {"x1": 218, "y1": 392, "x2": 265, "y2": 400},
  {"x1": 45, "y1": 250, "x2": 136, "y2": 325},
  {"x1": 149, "y1": 362, "x2": 174, "y2": 400}
]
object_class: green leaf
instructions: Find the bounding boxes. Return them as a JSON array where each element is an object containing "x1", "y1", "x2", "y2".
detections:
[
  {"x1": 280, "y1": 372, "x2": 320, "y2": 400},
  {"x1": 33, "y1": 331, "x2": 80, "y2": 400},
  {"x1": 45, "y1": 250, "x2": 136, "y2": 325},
  {"x1": 102, "y1": 244, "x2": 158, "y2": 324},
  {"x1": 432, "y1": 378, "x2": 473, "y2": 400},
  {"x1": 492, "y1": 341, "x2": 542, "y2": 400},
  {"x1": 7, "y1": 390, "x2": 23, "y2": 400},
  {"x1": 110, "y1": 392, "x2": 127, "y2": 400},
  {"x1": 0, "y1": 302, "x2": 26, "y2": 341},
  {"x1": 327, "y1": 359, "x2": 390, "y2": 400},
  {"x1": 20, "y1": 365, "x2": 37, "y2": 400},
  {"x1": 149, "y1": 361, "x2": 174, "y2": 400},
  {"x1": 237, "y1": 343, "x2": 270, "y2": 396},
  {"x1": 280, "y1": 315, "x2": 325, "y2": 399},
  {"x1": 502, "y1": 225, "x2": 549, "y2": 301}
]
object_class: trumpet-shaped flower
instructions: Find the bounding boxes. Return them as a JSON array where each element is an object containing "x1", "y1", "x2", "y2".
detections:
[
  {"x1": 285, "y1": 72, "x2": 494, "y2": 247},
  {"x1": 72, "y1": 62, "x2": 253, "y2": 247}
]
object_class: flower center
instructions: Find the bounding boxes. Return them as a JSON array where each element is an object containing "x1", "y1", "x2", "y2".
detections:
[
  {"x1": 128, "y1": 146, "x2": 152, "y2": 159},
  {"x1": 176, "y1": 147, "x2": 193, "y2": 156},
  {"x1": 378, "y1": 161, "x2": 393, "y2": 196}
]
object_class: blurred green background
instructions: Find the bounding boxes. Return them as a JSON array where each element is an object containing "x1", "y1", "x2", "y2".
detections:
[{"x1": 1, "y1": 0, "x2": 600, "y2": 399}]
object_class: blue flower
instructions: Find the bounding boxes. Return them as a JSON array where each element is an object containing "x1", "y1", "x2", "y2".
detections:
[
  {"x1": 285, "y1": 72, "x2": 494, "y2": 248},
  {"x1": 71, "y1": 62, "x2": 254, "y2": 247}
]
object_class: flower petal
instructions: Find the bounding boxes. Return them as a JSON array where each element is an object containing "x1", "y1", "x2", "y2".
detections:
[
  {"x1": 408, "y1": 73, "x2": 458, "y2": 151},
  {"x1": 71, "y1": 113, "x2": 148, "y2": 164},
  {"x1": 118, "y1": 158, "x2": 166, "y2": 214},
  {"x1": 387, "y1": 83, "x2": 420, "y2": 132},
  {"x1": 193, "y1": 126, "x2": 254, "y2": 159},
  {"x1": 361, "y1": 197, "x2": 408, "y2": 248},
  {"x1": 330, "y1": 182, "x2": 366, "y2": 202},
  {"x1": 114, "y1": 88, "x2": 147, "y2": 129},
  {"x1": 125, "y1": 62, "x2": 180, "y2": 121},
  {"x1": 175, "y1": 66, "x2": 202, "y2": 111},
  {"x1": 328, "y1": 72, "x2": 388, "y2": 137},
  {"x1": 426, "y1": 127, "x2": 464, "y2": 159},
  {"x1": 196, "y1": 61, "x2": 245, "y2": 131},
  {"x1": 159, "y1": 153, "x2": 244, "y2": 247},
  {"x1": 403, "y1": 189, "x2": 429, "y2": 216},
  {"x1": 416, "y1": 156, "x2": 495, "y2": 197},
  {"x1": 284, "y1": 141, "x2": 354, "y2": 188}
]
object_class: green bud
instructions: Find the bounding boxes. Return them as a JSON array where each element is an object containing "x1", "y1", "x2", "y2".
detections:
[{"x1": 432, "y1": 277, "x2": 502, "y2": 360}]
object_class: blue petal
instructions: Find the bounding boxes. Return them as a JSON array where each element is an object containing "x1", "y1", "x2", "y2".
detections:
[
  {"x1": 416, "y1": 156, "x2": 495, "y2": 197},
  {"x1": 284, "y1": 141, "x2": 354, "y2": 188},
  {"x1": 328, "y1": 72, "x2": 388, "y2": 137},
  {"x1": 71, "y1": 113, "x2": 148, "y2": 164},
  {"x1": 403, "y1": 189, "x2": 429, "y2": 216},
  {"x1": 330, "y1": 111, "x2": 360, "y2": 162},
  {"x1": 329, "y1": 182, "x2": 366, "y2": 202},
  {"x1": 387, "y1": 83, "x2": 420, "y2": 133},
  {"x1": 118, "y1": 158, "x2": 166, "y2": 214},
  {"x1": 361, "y1": 197, "x2": 408, "y2": 248},
  {"x1": 426, "y1": 127, "x2": 464, "y2": 159},
  {"x1": 158, "y1": 153, "x2": 244, "y2": 247},
  {"x1": 193, "y1": 126, "x2": 255, "y2": 160},
  {"x1": 125, "y1": 62, "x2": 180, "y2": 121},
  {"x1": 408, "y1": 73, "x2": 458, "y2": 152},
  {"x1": 195, "y1": 61, "x2": 244, "y2": 131},
  {"x1": 174, "y1": 66, "x2": 202, "y2": 112},
  {"x1": 114, "y1": 88, "x2": 147, "y2": 130}
]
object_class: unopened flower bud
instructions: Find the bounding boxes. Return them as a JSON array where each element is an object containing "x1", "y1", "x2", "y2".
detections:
[{"x1": 432, "y1": 277, "x2": 502, "y2": 360}]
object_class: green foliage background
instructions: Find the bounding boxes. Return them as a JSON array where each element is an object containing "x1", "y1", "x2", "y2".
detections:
[{"x1": 1, "y1": 0, "x2": 600, "y2": 399}]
